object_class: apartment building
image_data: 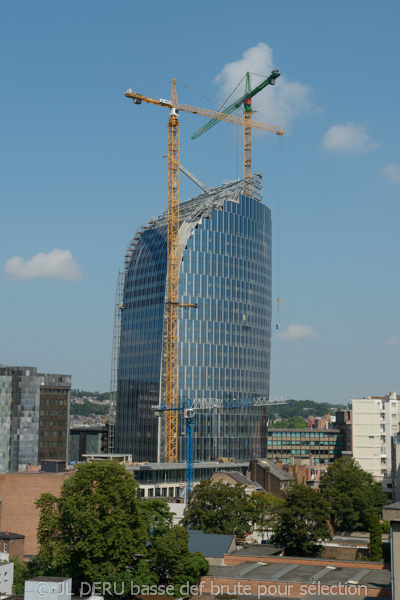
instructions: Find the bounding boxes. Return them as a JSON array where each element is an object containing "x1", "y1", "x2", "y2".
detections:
[{"x1": 352, "y1": 391, "x2": 400, "y2": 495}]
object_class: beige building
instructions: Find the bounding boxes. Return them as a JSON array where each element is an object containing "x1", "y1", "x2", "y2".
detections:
[{"x1": 352, "y1": 391, "x2": 400, "y2": 494}]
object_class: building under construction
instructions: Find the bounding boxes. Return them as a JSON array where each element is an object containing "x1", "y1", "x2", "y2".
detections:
[{"x1": 113, "y1": 173, "x2": 272, "y2": 463}]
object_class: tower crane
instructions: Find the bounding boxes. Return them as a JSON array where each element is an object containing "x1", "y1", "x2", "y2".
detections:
[
  {"x1": 125, "y1": 80, "x2": 284, "y2": 463},
  {"x1": 152, "y1": 395, "x2": 289, "y2": 497},
  {"x1": 191, "y1": 70, "x2": 283, "y2": 196}
]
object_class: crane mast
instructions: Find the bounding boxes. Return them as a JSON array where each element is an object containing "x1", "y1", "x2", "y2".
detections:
[
  {"x1": 165, "y1": 80, "x2": 180, "y2": 462},
  {"x1": 191, "y1": 69, "x2": 282, "y2": 197}
]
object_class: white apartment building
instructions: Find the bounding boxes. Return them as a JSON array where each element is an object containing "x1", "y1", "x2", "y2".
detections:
[{"x1": 352, "y1": 391, "x2": 400, "y2": 495}]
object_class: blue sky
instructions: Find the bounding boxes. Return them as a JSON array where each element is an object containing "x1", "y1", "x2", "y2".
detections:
[{"x1": 1, "y1": 1, "x2": 399, "y2": 404}]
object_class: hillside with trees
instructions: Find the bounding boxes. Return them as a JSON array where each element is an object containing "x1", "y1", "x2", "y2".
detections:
[{"x1": 270, "y1": 400, "x2": 344, "y2": 421}]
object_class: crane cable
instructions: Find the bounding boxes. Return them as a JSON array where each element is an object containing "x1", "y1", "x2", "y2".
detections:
[{"x1": 276, "y1": 135, "x2": 282, "y2": 331}]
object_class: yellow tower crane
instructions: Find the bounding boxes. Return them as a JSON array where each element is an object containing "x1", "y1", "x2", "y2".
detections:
[{"x1": 125, "y1": 80, "x2": 284, "y2": 462}]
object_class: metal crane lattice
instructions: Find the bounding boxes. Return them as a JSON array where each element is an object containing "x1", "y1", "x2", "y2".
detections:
[{"x1": 152, "y1": 395, "x2": 289, "y2": 496}]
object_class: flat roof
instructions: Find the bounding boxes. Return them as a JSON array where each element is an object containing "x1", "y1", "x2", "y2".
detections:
[
  {"x1": 206, "y1": 562, "x2": 390, "y2": 589},
  {"x1": 269, "y1": 428, "x2": 341, "y2": 433},
  {"x1": 126, "y1": 461, "x2": 249, "y2": 471},
  {"x1": 27, "y1": 577, "x2": 71, "y2": 582}
]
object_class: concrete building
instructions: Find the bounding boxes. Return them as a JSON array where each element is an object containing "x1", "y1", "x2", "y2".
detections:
[
  {"x1": 69, "y1": 426, "x2": 109, "y2": 462},
  {"x1": 0, "y1": 560, "x2": 14, "y2": 595},
  {"x1": 38, "y1": 373, "x2": 71, "y2": 463},
  {"x1": 267, "y1": 428, "x2": 344, "y2": 464},
  {"x1": 352, "y1": 391, "x2": 400, "y2": 494},
  {"x1": 0, "y1": 366, "x2": 71, "y2": 472},
  {"x1": 116, "y1": 176, "x2": 272, "y2": 463}
]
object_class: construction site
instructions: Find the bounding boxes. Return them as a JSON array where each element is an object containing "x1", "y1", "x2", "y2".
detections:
[{"x1": 110, "y1": 71, "x2": 287, "y2": 495}]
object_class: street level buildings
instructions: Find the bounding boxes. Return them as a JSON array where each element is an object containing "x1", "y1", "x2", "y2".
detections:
[
  {"x1": 0, "y1": 366, "x2": 71, "y2": 472},
  {"x1": 115, "y1": 176, "x2": 272, "y2": 463}
]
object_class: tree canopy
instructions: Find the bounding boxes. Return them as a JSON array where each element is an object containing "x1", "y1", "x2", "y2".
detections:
[
  {"x1": 270, "y1": 416, "x2": 307, "y2": 429},
  {"x1": 270, "y1": 481, "x2": 331, "y2": 556},
  {"x1": 35, "y1": 462, "x2": 208, "y2": 596},
  {"x1": 182, "y1": 480, "x2": 251, "y2": 537},
  {"x1": 36, "y1": 461, "x2": 147, "y2": 587},
  {"x1": 148, "y1": 526, "x2": 208, "y2": 596},
  {"x1": 246, "y1": 491, "x2": 283, "y2": 535},
  {"x1": 319, "y1": 456, "x2": 387, "y2": 532}
]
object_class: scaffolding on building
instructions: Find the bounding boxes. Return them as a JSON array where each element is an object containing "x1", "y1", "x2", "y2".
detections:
[{"x1": 110, "y1": 269, "x2": 125, "y2": 408}]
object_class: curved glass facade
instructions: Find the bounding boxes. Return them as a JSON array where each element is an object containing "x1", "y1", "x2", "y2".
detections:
[{"x1": 116, "y1": 177, "x2": 272, "y2": 462}]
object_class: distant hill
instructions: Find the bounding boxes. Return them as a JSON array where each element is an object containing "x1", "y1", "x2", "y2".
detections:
[
  {"x1": 71, "y1": 389, "x2": 110, "y2": 401},
  {"x1": 271, "y1": 399, "x2": 345, "y2": 422}
]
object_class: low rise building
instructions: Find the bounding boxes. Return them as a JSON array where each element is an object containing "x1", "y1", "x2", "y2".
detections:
[
  {"x1": 275, "y1": 457, "x2": 330, "y2": 488},
  {"x1": 0, "y1": 530, "x2": 25, "y2": 560},
  {"x1": 267, "y1": 428, "x2": 344, "y2": 464},
  {"x1": 211, "y1": 470, "x2": 264, "y2": 493},
  {"x1": 248, "y1": 458, "x2": 294, "y2": 497},
  {"x1": 128, "y1": 461, "x2": 249, "y2": 499}
]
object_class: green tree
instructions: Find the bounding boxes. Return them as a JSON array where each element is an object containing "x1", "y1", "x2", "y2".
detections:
[
  {"x1": 270, "y1": 482, "x2": 331, "y2": 556},
  {"x1": 148, "y1": 526, "x2": 208, "y2": 596},
  {"x1": 141, "y1": 498, "x2": 173, "y2": 539},
  {"x1": 11, "y1": 557, "x2": 27, "y2": 595},
  {"x1": 246, "y1": 492, "x2": 283, "y2": 536},
  {"x1": 319, "y1": 457, "x2": 387, "y2": 532},
  {"x1": 368, "y1": 513, "x2": 383, "y2": 561},
  {"x1": 271, "y1": 416, "x2": 307, "y2": 429},
  {"x1": 35, "y1": 461, "x2": 147, "y2": 590},
  {"x1": 380, "y1": 521, "x2": 390, "y2": 535},
  {"x1": 182, "y1": 480, "x2": 251, "y2": 537}
]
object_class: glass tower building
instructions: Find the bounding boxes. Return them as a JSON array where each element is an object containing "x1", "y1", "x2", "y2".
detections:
[{"x1": 115, "y1": 175, "x2": 272, "y2": 462}]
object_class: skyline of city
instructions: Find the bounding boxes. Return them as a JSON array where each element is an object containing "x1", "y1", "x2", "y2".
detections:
[{"x1": 1, "y1": 2, "x2": 400, "y2": 404}]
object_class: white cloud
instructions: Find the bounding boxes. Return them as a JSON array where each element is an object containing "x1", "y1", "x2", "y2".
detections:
[
  {"x1": 4, "y1": 249, "x2": 83, "y2": 281},
  {"x1": 214, "y1": 43, "x2": 315, "y2": 130},
  {"x1": 386, "y1": 337, "x2": 400, "y2": 347},
  {"x1": 277, "y1": 324, "x2": 318, "y2": 341},
  {"x1": 381, "y1": 163, "x2": 400, "y2": 184},
  {"x1": 322, "y1": 122, "x2": 379, "y2": 153}
]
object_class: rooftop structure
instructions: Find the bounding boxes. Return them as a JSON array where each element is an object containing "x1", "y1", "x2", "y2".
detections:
[{"x1": 115, "y1": 175, "x2": 272, "y2": 463}]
